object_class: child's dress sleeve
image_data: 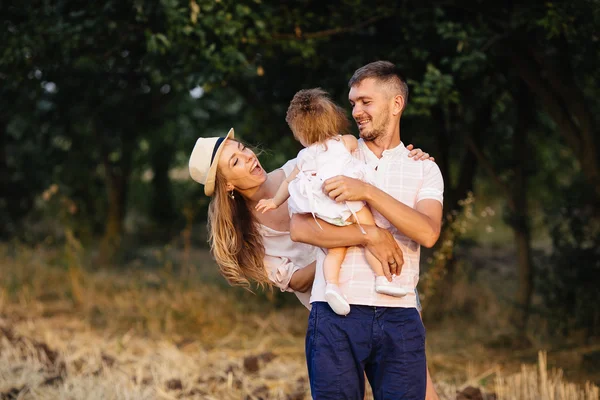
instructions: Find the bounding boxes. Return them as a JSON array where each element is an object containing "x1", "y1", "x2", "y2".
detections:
[
  {"x1": 279, "y1": 158, "x2": 297, "y2": 177},
  {"x1": 295, "y1": 147, "x2": 318, "y2": 173}
]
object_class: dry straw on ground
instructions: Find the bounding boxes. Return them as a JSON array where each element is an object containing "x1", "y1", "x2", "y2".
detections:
[
  {"x1": 0, "y1": 245, "x2": 597, "y2": 399},
  {"x1": 494, "y1": 351, "x2": 599, "y2": 400}
]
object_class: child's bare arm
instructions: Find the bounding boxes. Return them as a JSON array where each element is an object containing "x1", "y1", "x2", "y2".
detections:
[
  {"x1": 341, "y1": 135, "x2": 358, "y2": 152},
  {"x1": 273, "y1": 166, "x2": 300, "y2": 205},
  {"x1": 256, "y1": 166, "x2": 300, "y2": 213}
]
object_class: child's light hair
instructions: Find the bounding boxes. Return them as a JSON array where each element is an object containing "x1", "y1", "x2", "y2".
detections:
[{"x1": 285, "y1": 88, "x2": 350, "y2": 145}]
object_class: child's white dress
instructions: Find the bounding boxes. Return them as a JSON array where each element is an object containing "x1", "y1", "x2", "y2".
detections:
[{"x1": 288, "y1": 137, "x2": 374, "y2": 226}]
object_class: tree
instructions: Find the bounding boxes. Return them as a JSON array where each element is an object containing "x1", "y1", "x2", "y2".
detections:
[{"x1": 1, "y1": 0, "x2": 276, "y2": 256}]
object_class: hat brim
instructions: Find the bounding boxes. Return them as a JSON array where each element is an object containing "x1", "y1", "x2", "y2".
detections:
[{"x1": 204, "y1": 128, "x2": 235, "y2": 196}]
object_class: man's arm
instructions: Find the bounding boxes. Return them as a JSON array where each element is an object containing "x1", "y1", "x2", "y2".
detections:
[
  {"x1": 364, "y1": 189, "x2": 442, "y2": 248},
  {"x1": 290, "y1": 213, "x2": 404, "y2": 278},
  {"x1": 322, "y1": 162, "x2": 443, "y2": 248},
  {"x1": 290, "y1": 213, "x2": 367, "y2": 248}
]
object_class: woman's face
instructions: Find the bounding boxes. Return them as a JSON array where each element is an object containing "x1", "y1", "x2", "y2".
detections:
[{"x1": 217, "y1": 139, "x2": 267, "y2": 191}]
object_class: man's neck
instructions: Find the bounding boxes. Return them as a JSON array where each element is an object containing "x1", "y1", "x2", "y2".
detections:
[{"x1": 364, "y1": 126, "x2": 401, "y2": 159}]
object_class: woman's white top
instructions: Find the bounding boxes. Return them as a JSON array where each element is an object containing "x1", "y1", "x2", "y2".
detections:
[{"x1": 260, "y1": 160, "x2": 317, "y2": 309}]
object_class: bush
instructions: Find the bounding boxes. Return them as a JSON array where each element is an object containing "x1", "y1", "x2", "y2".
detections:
[{"x1": 537, "y1": 180, "x2": 600, "y2": 339}]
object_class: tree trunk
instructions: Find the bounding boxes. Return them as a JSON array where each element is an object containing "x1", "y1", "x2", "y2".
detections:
[
  {"x1": 510, "y1": 85, "x2": 535, "y2": 333},
  {"x1": 0, "y1": 121, "x2": 8, "y2": 237},
  {"x1": 423, "y1": 103, "x2": 488, "y2": 317},
  {"x1": 459, "y1": 85, "x2": 536, "y2": 335},
  {"x1": 96, "y1": 127, "x2": 135, "y2": 264},
  {"x1": 432, "y1": 107, "x2": 450, "y2": 200},
  {"x1": 510, "y1": 44, "x2": 600, "y2": 201},
  {"x1": 99, "y1": 173, "x2": 128, "y2": 264},
  {"x1": 446, "y1": 101, "x2": 490, "y2": 213},
  {"x1": 0, "y1": 121, "x2": 7, "y2": 195},
  {"x1": 150, "y1": 140, "x2": 176, "y2": 234},
  {"x1": 433, "y1": 103, "x2": 488, "y2": 269},
  {"x1": 513, "y1": 222, "x2": 533, "y2": 331}
]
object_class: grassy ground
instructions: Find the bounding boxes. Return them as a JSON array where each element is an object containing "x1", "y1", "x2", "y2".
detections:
[{"x1": 0, "y1": 243, "x2": 598, "y2": 400}]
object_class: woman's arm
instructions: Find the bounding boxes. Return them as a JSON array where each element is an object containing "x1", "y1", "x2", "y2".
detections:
[{"x1": 288, "y1": 260, "x2": 316, "y2": 293}]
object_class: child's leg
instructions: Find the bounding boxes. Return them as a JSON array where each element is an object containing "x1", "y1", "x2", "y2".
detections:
[
  {"x1": 323, "y1": 246, "x2": 351, "y2": 316},
  {"x1": 352, "y1": 207, "x2": 384, "y2": 277},
  {"x1": 353, "y1": 207, "x2": 410, "y2": 298},
  {"x1": 323, "y1": 247, "x2": 347, "y2": 285}
]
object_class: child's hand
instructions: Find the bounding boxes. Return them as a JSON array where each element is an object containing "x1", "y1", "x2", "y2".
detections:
[{"x1": 256, "y1": 199, "x2": 278, "y2": 213}]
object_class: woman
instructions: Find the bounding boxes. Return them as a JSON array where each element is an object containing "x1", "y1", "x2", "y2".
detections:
[{"x1": 189, "y1": 128, "x2": 439, "y2": 399}]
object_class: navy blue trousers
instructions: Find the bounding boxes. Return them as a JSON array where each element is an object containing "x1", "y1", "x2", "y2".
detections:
[{"x1": 305, "y1": 302, "x2": 426, "y2": 400}]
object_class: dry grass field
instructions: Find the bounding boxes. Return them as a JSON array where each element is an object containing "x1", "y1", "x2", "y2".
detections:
[{"x1": 0, "y1": 243, "x2": 598, "y2": 399}]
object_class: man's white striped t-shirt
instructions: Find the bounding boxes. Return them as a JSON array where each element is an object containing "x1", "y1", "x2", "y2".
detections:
[{"x1": 310, "y1": 139, "x2": 444, "y2": 308}]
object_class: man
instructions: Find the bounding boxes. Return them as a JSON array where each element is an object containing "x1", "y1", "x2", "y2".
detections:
[{"x1": 290, "y1": 61, "x2": 444, "y2": 399}]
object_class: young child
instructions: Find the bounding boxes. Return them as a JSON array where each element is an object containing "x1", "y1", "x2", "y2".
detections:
[{"x1": 255, "y1": 88, "x2": 409, "y2": 316}]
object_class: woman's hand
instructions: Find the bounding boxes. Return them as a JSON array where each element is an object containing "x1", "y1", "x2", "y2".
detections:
[
  {"x1": 362, "y1": 225, "x2": 404, "y2": 280},
  {"x1": 406, "y1": 144, "x2": 435, "y2": 162}
]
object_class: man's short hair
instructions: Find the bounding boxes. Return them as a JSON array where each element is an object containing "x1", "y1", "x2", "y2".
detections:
[{"x1": 348, "y1": 61, "x2": 409, "y2": 107}]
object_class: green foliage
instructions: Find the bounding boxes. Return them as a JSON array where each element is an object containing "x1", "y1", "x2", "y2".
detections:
[
  {"x1": 537, "y1": 178, "x2": 600, "y2": 338},
  {"x1": 1, "y1": 0, "x2": 599, "y2": 329},
  {"x1": 406, "y1": 64, "x2": 460, "y2": 117}
]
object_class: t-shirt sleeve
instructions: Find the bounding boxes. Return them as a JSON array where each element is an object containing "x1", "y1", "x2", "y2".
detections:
[
  {"x1": 263, "y1": 254, "x2": 301, "y2": 293},
  {"x1": 279, "y1": 158, "x2": 298, "y2": 178},
  {"x1": 416, "y1": 160, "x2": 444, "y2": 204}
]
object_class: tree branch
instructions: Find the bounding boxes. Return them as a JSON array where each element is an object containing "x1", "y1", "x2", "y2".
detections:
[
  {"x1": 509, "y1": 42, "x2": 600, "y2": 200},
  {"x1": 508, "y1": 44, "x2": 582, "y2": 155},
  {"x1": 271, "y1": 15, "x2": 388, "y2": 40},
  {"x1": 465, "y1": 136, "x2": 516, "y2": 212},
  {"x1": 530, "y1": 38, "x2": 597, "y2": 159}
]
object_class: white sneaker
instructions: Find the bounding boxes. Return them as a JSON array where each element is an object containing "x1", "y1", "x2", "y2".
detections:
[
  {"x1": 375, "y1": 276, "x2": 410, "y2": 297},
  {"x1": 325, "y1": 284, "x2": 351, "y2": 316}
]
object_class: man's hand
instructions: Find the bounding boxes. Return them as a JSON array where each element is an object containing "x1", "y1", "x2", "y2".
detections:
[
  {"x1": 363, "y1": 225, "x2": 404, "y2": 278},
  {"x1": 322, "y1": 176, "x2": 369, "y2": 203}
]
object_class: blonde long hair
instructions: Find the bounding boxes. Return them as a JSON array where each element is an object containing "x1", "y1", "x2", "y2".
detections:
[{"x1": 207, "y1": 171, "x2": 270, "y2": 289}]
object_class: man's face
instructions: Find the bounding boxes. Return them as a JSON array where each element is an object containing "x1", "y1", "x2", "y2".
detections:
[{"x1": 348, "y1": 78, "x2": 392, "y2": 141}]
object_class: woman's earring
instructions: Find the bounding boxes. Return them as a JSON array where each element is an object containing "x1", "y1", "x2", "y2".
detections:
[{"x1": 229, "y1": 190, "x2": 235, "y2": 200}]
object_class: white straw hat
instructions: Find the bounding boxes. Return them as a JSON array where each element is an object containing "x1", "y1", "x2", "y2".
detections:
[{"x1": 189, "y1": 128, "x2": 235, "y2": 196}]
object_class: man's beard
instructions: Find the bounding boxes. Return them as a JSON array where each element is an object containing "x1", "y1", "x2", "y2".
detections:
[{"x1": 359, "y1": 111, "x2": 389, "y2": 141}]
